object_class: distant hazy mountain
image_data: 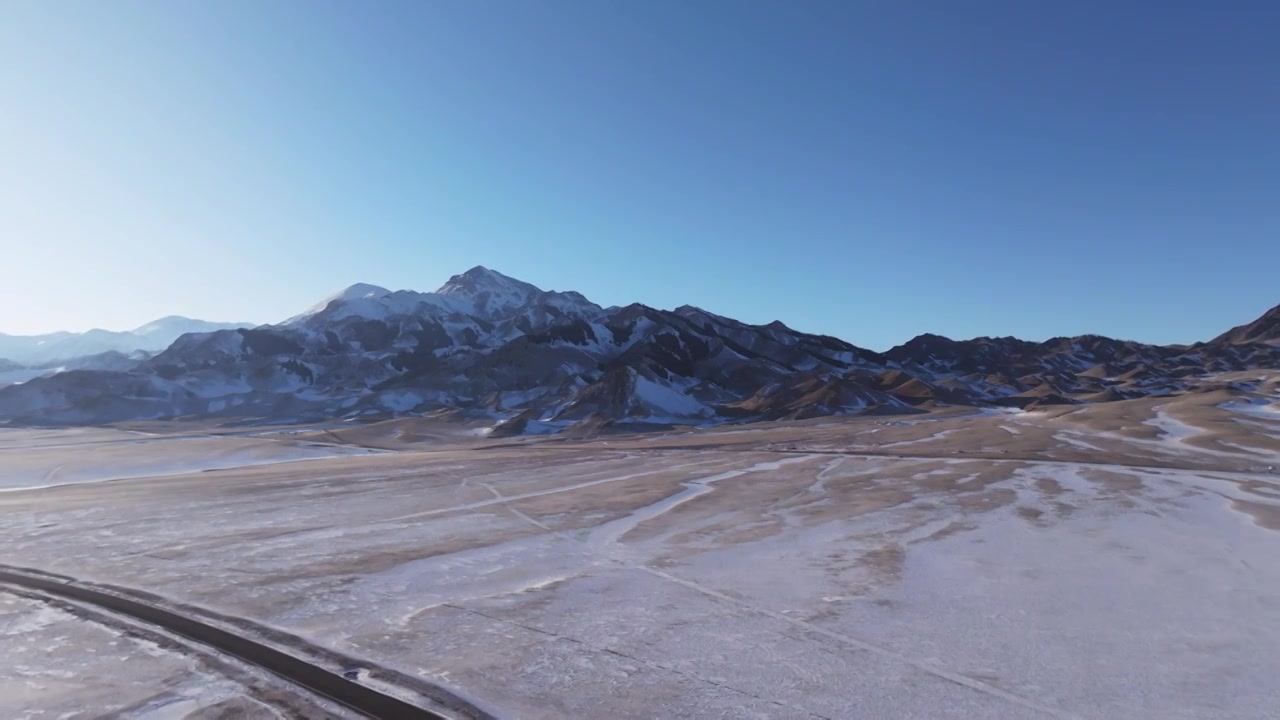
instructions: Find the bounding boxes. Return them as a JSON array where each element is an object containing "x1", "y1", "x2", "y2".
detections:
[
  {"x1": 0, "y1": 350, "x2": 148, "y2": 389},
  {"x1": 0, "y1": 316, "x2": 252, "y2": 366},
  {"x1": 0, "y1": 266, "x2": 1275, "y2": 431}
]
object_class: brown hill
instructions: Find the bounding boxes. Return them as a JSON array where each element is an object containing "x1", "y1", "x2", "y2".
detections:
[{"x1": 1213, "y1": 303, "x2": 1280, "y2": 345}]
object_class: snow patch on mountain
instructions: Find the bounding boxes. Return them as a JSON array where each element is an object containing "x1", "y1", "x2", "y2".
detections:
[{"x1": 633, "y1": 376, "x2": 713, "y2": 420}]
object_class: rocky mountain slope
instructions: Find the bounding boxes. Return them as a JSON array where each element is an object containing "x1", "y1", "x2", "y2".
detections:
[
  {"x1": 1213, "y1": 303, "x2": 1280, "y2": 345},
  {"x1": 0, "y1": 267, "x2": 1275, "y2": 432}
]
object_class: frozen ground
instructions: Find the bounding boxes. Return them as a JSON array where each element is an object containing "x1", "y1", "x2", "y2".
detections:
[
  {"x1": 0, "y1": 427, "x2": 384, "y2": 491},
  {"x1": 1, "y1": 385, "x2": 1279, "y2": 718},
  {"x1": 0, "y1": 593, "x2": 331, "y2": 719}
]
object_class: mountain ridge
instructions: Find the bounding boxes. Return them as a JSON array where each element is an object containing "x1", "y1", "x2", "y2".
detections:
[
  {"x1": 0, "y1": 268, "x2": 1275, "y2": 432},
  {"x1": 1212, "y1": 303, "x2": 1280, "y2": 345},
  {"x1": 0, "y1": 316, "x2": 254, "y2": 366}
]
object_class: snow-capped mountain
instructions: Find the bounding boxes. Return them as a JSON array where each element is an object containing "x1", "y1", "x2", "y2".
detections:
[
  {"x1": 0, "y1": 266, "x2": 1276, "y2": 432},
  {"x1": 130, "y1": 316, "x2": 250, "y2": 339},
  {"x1": 0, "y1": 317, "x2": 252, "y2": 366}
]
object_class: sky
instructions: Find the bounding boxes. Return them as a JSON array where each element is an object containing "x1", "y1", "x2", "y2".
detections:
[{"x1": 1, "y1": 1, "x2": 1278, "y2": 350}]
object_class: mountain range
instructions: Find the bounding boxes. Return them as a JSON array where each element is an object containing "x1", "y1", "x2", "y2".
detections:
[
  {"x1": 0, "y1": 267, "x2": 1275, "y2": 432},
  {"x1": 0, "y1": 317, "x2": 252, "y2": 366}
]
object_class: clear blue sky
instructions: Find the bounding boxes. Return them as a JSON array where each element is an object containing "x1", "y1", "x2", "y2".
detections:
[{"x1": 2, "y1": 1, "x2": 1278, "y2": 349}]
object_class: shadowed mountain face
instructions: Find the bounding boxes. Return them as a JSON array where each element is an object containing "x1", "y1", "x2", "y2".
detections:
[{"x1": 0, "y1": 266, "x2": 1276, "y2": 431}]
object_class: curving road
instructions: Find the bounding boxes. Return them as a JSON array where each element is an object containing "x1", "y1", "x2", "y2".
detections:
[{"x1": 0, "y1": 566, "x2": 483, "y2": 720}]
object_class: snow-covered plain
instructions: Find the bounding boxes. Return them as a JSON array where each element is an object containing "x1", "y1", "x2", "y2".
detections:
[
  {"x1": 2, "y1": 402, "x2": 1279, "y2": 719},
  {"x1": 0, "y1": 594, "x2": 299, "y2": 719},
  {"x1": 1222, "y1": 398, "x2": 1280, "y2": 422},
  {"x1": 0, "y1": 427, "x2": 384, "y2": 491}
]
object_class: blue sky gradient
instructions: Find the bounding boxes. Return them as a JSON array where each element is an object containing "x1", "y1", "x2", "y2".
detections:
[{"x1": 2, "y1": 1, "x2": 1278, "y2": 349}]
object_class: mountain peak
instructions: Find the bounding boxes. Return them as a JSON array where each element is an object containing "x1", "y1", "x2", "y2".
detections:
[
  {"x1": 316, "y1": 282, "x2": 393, "y2": 310},
  {"x1": 336, "y1": 282, "x2": 392, "y2": 301},
  {"x1": 131, "y1": 315, "x2": 252, "y2": 339},
  {"x1": 433, "y1": 267, "x2": 545, "y2": 317},
  {"x1": 288, "y1": 283, "x2": 392, "y2": 323},
  {"x1": 131, "y1": 315, "x2": 197, "y2": 335},
  {"x1": 435, "y1": 266, "x2": 536, "y2": 296}
]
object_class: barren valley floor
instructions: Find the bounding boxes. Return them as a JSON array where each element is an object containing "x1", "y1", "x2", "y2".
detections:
[{"x1": 2, "y1": 381, "x2": 1279, "y2": 719}]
